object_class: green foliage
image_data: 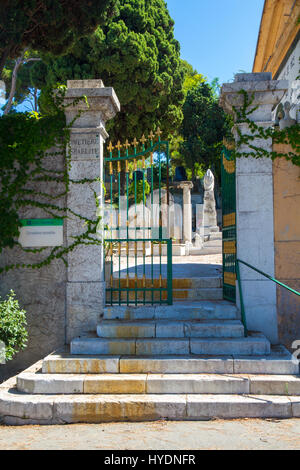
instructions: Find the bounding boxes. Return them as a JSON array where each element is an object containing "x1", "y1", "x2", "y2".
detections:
[
  {"x1": 0, "y1": 0, "x2": 117, "y2": 76},
  {"x1": 181, "y1": 60, "x2": 206, "y2": 94},
  {"x1": 129, "y1": 179, "x2": 150, "y2": 204},
  {"x1": 233, "y1": 90, "x2": 300, "y2": 167},
  {"x1": 0, "y1": 290, "x2": 28, "y2": 361},
  {"x1": 0, "y1": 110, "x2": 65, "y2": 253},
  {"x1": 25, "y1": 0, "x2": 185, "y2": 143},
  {"x1": 175, "y1": 81, "x2": 231, "y2": 183}
]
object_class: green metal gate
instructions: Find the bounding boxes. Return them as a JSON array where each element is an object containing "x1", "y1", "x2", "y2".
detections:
[
  {"x1": 221, "y1": 142, "x2": 237, "y2": 302},
  {"x1": 104, "y1": 129, "x2": 173, "y2": 306}
]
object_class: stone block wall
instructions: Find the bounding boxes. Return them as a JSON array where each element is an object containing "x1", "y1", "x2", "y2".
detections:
[
  {"x1": 0, "y1": 148, "x2": 67, "y2": 381},
  {"x1": 0, "y1": 80, "x2": 120, "y2": 382}
]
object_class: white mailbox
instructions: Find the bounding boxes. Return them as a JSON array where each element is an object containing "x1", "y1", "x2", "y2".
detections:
[{"x1": 19, "y1": 219, "x2": 64, "y2": 247}]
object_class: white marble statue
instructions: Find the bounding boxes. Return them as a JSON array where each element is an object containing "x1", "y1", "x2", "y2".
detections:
[{"x1": 203, "y1": 169, "x2": 218, "y2": 234}]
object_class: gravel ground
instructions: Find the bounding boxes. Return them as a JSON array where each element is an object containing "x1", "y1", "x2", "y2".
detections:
[{"x1": 0, "y1": 419, "x2": 300, "y2": 450}]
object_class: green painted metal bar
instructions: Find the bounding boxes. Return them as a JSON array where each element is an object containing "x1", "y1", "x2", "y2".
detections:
[
  {"x1": 167, "y1": 239, "x2": 173, "y2": 305},
  {"x1": 237, "y1": 259, "x2": 300, "y2": 297},
  {"x1": 110, "y1": 171, "x2": 113, "y2": 306},
  {"x1": 118, "y1": 165, "x2": 121, "y2": 306},
  {"x1": 105, "y1": 134, "x2": 173, "y2": 307},
  {"x1": 134, "y1": 151, "x2": 138, "y2": 306},
  {"x1": 104, "y1": 141, "x2": 169, "y2": 162},
  {"x1": 126, "y1": 165, "x2": 129, "y2": 306},
  {"x1": 221, "y1": 145, "x2": 237, "y2": 303},
  {"x1": 151, "y1": 154, "x2": 154, "y2": 305},
  {"x1": 235, "y1": 260, "x2": 248, "y2": 337}
]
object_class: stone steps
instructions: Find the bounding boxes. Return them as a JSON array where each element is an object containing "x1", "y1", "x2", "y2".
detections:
[
  {"x1": 1, "y1": 388, "x2": 300, "y2": 425},
  {"x1": 103, "y1": 301, "x2": 238, "y2": 321},
  {"x1": 96, "y1": 320, "x2": 245, "y2": 339},
  {"x1": 43, "y1": 347, "x2": 298, "y2": 375},
  {"x1": 173, "y1": 288, "x2": 223, "y2": 301},
  {"x1": 17, "y1": 372, "x2": 300, "y2": 396},
  {"x1": 111, "y1": 277, "x2": 222, "y2": 289},
  {"x1": 107, "y1": 288, "x2": 223, "y2": 303},
  {"x1": 1, "y1": 347, "x2": 299, "y2": 424},
  {"x1": 71, "y1": 333, "x2": 270, "y2": 356}
]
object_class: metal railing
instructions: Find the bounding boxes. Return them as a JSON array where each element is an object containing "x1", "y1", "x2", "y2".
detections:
[{"x1": 236, "y1": 259, "x2": 300, "y2": 338}]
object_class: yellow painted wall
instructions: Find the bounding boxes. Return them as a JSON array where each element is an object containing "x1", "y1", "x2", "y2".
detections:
[
  {"x1": 253, "y1": 0, "x2": 300, "y2": 77},
  {"x1": 273, "y1": 144, "x2": 300, "y2": 347}
]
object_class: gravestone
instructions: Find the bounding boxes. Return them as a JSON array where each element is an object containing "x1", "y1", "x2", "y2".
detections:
[
  {"x1": 178, "y1": 181, "x2": 193, "y2": 245},
  {"x1": 174, "y1": 166, "x2": 187, "y2": 182},
  {"x1": 146, "y1": 189, "x2": 176, "y2": 239},
  {"x1": 133, "y1": 170, "x2": 144, "y2": 181}
]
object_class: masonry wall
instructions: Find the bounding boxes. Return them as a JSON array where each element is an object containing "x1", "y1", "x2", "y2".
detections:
[
  {"x1": 0, "y1": 148, "x2": 67, "y2": 382},
  {"x1": 273, "y1": 143, "x2": 300, "y2": 348}
]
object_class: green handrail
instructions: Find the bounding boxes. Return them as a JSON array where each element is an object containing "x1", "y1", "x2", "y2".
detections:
[{"x1": 236, "y1": 259, "x2": 300, "y2": 338}]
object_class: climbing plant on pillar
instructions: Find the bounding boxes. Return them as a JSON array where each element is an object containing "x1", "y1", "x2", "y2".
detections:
[
  {"x1": 0, "y1": 87, "x2": 106, "y2": 274},
  {"x1": 231, "y1": 90, "x2": 300, "y2": 166}
]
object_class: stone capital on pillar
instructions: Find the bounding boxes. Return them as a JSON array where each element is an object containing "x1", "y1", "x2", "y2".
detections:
[
  {"x1": 220, "y1": 73, "x2": 288, "y2": 123},
  {"x1": 178, "y1": 181, "x2": 194, "y2": 191},
  {"x1": 64, "y1": 79, "x2": 120, "y2": 128},
  {"x1": 64, "y1": 79, "x2": 120, "y2": 342}
]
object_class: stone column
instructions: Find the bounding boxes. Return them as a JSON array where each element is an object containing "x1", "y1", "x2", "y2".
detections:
[
  {"x1": 178, "y1": 181, "x2": 193, "y2": 247},
  {"x1": 220, "y1": 72, "x2": 288, "y2": 344},
  {"x1": 64, "y1": 80, "x2": 120, "y2": 342}
]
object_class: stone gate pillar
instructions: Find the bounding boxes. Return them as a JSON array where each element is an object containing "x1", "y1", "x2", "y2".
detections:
[
  {"x1": 220, "y1": 73, "x2": 288, "y2": 344},
  {"x1": 64, "y1": 80, "x2": 120, "y2": 342}
]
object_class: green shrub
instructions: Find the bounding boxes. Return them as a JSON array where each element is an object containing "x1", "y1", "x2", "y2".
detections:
[{"x1": 0, "y1": 290, "x2": 28, "y2": 361}]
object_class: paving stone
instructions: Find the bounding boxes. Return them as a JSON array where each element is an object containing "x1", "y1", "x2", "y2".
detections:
[
  {"x1": 42, "y1": 353, "x2": 120, "y2": 374},
  {"x1": 249, "y1": 375, "x2": 300, "y2": 396},
  {"x1": 53, "y1": 395, "x2": 187, "y2": 423},
  {"x1": 17, "y1": 374, "x2": 84, "y2": 394},
  {"x1": 187, "y1": 395, "x2": 292, "y2": 419},
  {"x1": 136, "y1": 339, "x2": 190, "y2": 356},
  {"x1": 97, "y1": 322, "x2": 156, "y2": 338},
  {"x1": 146, "y1": 374, "x2": 250, "y2": 394},
  {"x1": 155, "y1": 322, "x2": 185, "y2": 338},
  {"x1": 120, "y1": 356, "x2": 234, "y2": 374},
  {"x1": 190, "y1": 334, "x2": 270, "y2": 356},
  {"x1": 84, "y1": 375, "x2": 146, "y2": 394},
  {"x1": 71, "y1": 338, "x2": 136, "y2": 355},
  {"x1": 184, "y1": 321, "x2": 244, "y2": 338}
]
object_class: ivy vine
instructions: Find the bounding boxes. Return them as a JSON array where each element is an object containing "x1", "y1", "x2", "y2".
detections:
[
  {"x1": 0, "y1": 87, "x2": 105, "y2": 274},
  {"x1": 231, "y1": 89, "x2": 300, "y2": 166}
]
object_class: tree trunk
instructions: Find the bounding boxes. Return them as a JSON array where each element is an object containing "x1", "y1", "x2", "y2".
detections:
[
  {"x1": 34, "y1": 88, "x2": 38, "y2": 112},
  {"x1": 4, "y1": 53, "x2": 41, "y2": 114}
]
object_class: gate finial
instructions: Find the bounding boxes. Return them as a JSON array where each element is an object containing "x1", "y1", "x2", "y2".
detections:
[
  {"x1": 132, "y1": 137, "x2": 139, "y2": 148},
  {"x1": 107, "y1": 142, "x2": 114, "y2": 153}
]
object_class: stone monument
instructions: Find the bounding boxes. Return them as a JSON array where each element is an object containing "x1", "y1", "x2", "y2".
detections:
[
  {"x1": 178, "y1": 181, "x2": 193, "y2": 247},
  {"x1": 203, "y1": 169, "x2": 219, "y2": 235}
]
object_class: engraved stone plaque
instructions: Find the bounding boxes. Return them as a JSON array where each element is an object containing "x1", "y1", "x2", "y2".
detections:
[{"x1": 70, "y1": 133, "x2": 100, "y2": 160}]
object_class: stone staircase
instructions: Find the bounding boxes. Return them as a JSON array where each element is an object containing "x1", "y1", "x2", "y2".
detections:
[
  {"x1": 107, "y1": 276, "x2": 223, "y2": 303},
  {"x1": 1, "y1": 290, "x2": 300, "y2": 424}
]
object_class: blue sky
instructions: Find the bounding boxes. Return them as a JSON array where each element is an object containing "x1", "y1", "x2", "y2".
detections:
[{"x1": 167, "y1": 0, "x2": 265, "y2": 84}]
